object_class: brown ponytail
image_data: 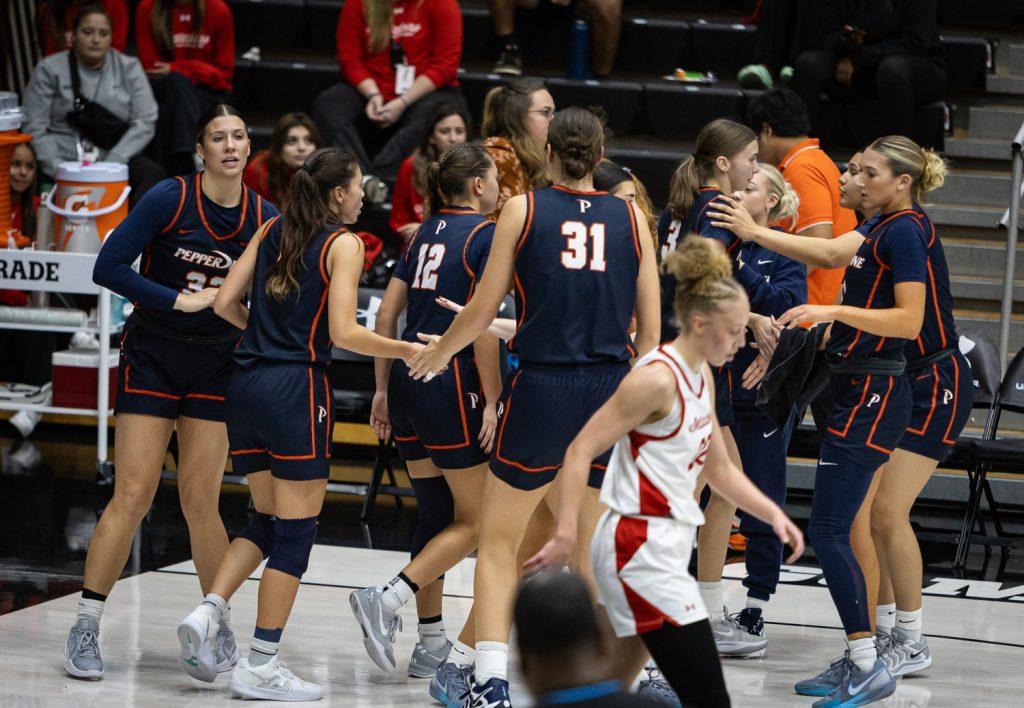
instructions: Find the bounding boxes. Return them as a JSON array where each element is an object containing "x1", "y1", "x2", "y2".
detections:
[
  {"x1": 668, "y1": 119, "x2": 757, "y2": 221},
  {"x1": 425, "y1": 143, "x2": 494, "y2": 214},
  {"x1": 265, "y1": 147, "x2": 359, "y2": 300}
]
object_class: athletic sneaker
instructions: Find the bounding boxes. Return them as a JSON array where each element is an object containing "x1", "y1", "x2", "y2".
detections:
[
  {"x1": 469, "y1": 677, "x2": 512, "y2": 708},
  {"x1": 228, "y1": 655, "x2": 324, "y2": 701},
  {"x1": 215, "y1": 622, "x2": 240, "y2": 673},
  {"x1": 812, "y1": 657, "x2": 896, "y2": 707},
  {"x1": 494, "y1": 45, "x2": 523, "y2": 76},
  {"x1": 711, "y1": 606, "x2": 767, "y2": 657},
  {"x1": 177, "y1": 602, "x2": 220, "y2": 682},
  {"x1": 737, "y1": 64, "x2": 774, "y2": 90},
  {"x1": 409, "y1": 639, "x2": 453, "y2": 678},
  {"x1": 636, "y1": 663, "x2": 681, "y2": 707},
  {"x1": 794, "y1": 653, "x2": 852, "y2": 697},
  {"x1": 64, "y1": 616, "x2": 103, "y2": 679},
  {"x1": 882, "y1": 627, "x2": 932, "y2": 677},
  {"x1": 429, "y1": 661, "x2": 473, "y2": 707},
  {"x1": 350, "y1": 586, "x2": 402, "y2": 672}
]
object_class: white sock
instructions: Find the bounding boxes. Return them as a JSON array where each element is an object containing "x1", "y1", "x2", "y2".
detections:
[
  {"x1": 77, "y1": 597, "x2": 104, "y2": 622},
  {"x1": 474, "y1": 641, "x2": 508, "y2": 683},
  {"x1": 875, "y1": 603, "x2": 896, "y2": 635},
  {"x1": 848, "y1": 636, "x2": 877, "y2": 673},
  {"x1": 418, "y1": 618, "x2": 448, "y2": 652},
  {"x1": 381, "y1": 575, "x2": 415, "y2": 613},
  {"x1": 249, "y1": 636, "x2": 278, "y2": 667},
  {"x1": 698, "y1": 582, "x2": 724, "y2": 614},
  {"x1": 203, "y1": 593, "x2": 228, "y2": 619},
  {"x1": 449, "y1": 639, "x2": 475, "y2": 669},
  {"x1": 896, "y1": 607, "x2": 923, "y2": 642},
  {"x1": 745, "y1": 596, "x2": 768, "y2": 611}
]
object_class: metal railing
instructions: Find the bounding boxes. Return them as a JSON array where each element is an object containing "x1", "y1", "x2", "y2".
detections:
[{"x1": 998, "y1": 120, "x2": 1024, "y2": 369}]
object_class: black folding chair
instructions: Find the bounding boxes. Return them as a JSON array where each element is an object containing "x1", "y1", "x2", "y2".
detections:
[{"x1": 952, "y1": 336, "x2": 1024, "y2": 569}]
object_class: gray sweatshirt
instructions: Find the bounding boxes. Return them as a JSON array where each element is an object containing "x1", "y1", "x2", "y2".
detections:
[{"x1": 22, "y1": 49, "x2": 158, "y2": 177}]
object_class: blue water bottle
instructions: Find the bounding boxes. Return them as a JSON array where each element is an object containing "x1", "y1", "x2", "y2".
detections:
[{"x1": 568, "y1": 18, "x2": 590, "y2": 80}]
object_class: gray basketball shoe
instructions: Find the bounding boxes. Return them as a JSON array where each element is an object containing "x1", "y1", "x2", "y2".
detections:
[
  {"x1": 215, "y1": 621, "x2": 240, "y2": 673},
  {"x1": 710, "y1": 606, "x2": 767, "y2": 657},
  {"x1": 177, "y1": 602, "x2": 220, "y2": 682},
  {"x1": 64, "y1": 616, "x2": 104, "y2": 679},
  {"x1": 636, "y1": 663, "x2": 681, "y2": 706},
  {"x1": 883, "y1": 627, "x2": 932, "y2": 677},
  {"x1": 408, "y1": 638, "x2": 452, "y2": 678},
  {"x1": 350, "y1": 586, "x2": 402, "y2": 672}
]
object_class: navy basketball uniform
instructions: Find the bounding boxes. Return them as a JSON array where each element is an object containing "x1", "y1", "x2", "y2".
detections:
[
  {"x1": 730, "y1": 233, "x2": 806, "y2": 602},
  {"x1": 388, "y1": 206, "x2": 496, "y2": 470},
  {"x1": 658, "y1": 187, "x2": 741, "y2": 426},
  {"x1": 493, "y1": 186, "x2": 641, "y2": 490},
  {"x1": 227, "y1": 218, "x2": 344, "y2": 480},
  {"x1": 94, "y1": 173, "x2": 277, "y2": 421}
]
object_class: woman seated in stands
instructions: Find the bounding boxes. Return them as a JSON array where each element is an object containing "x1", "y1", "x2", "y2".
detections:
[
  {"x1": 313, "y1": 0, "x2": 466, "y2": 193},
  {"x1": 243, "y1": 112, "x2": 322, "y2": 211},
  {"x1": 135, "y1": 0, "x2": 236, "y2": 175},
  {"x1": 38, "y1": 0, "x2": 128, "y2": 56},
  {"x1": 22, "y1": 4, "x2": 165, "y2": 204},
  {"x1": 390, "y1": 101, "x2": 470, "y2": 244}
]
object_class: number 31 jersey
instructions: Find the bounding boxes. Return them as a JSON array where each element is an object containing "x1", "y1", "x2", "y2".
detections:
[
  {"x1": 393, "y1": 206, "x2": 495, "y2": 359},
  {"x1": 510, "y1": 186, "x2": 641, "y2": 365}
]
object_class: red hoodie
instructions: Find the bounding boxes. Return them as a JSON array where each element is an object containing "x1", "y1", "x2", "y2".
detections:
[
  {"x1": 337, "y1": 0, "x2": 461, "y2": 102},
  {"x1": 39, "y1": 0, "x2": 129, "y2": 56},
  {"x1": 135, "y1": 0, "x2": 235, "y2": 92}
]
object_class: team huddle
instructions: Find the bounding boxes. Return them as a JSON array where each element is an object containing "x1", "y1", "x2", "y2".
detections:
[{"x1": 60, "y1": 97, "x2": 970, "y2": 708}]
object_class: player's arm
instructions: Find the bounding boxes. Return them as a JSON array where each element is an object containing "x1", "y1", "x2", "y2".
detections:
[
  {"x1": 780, "y1": 281, "x2": 925, "y2": 339},
  {"x1": 408, "y1": 196, "x2": 523, "y2": 379},
  {"x1": 523, "y1": 363, "x2": 677, "y2": 573},
  {"x1": 369, "y1": 276, "x2": 410, "y2": 440},
  {"x1": 213, "y1": 221, "x2": 271, "y2": 329},
  {"x1": 709, "y1": 195, "x2": 864, "y2": 270},
  {"x1": 700, "y1": 364, "x2": 804, "y2": 563},
  {"x1": 436, "y1": 297, "x2": 516, "y2": 339},
  {"x1": 328, "y1": 233, "x2": 420, "y2": 360},
  {"x1": 632, "y1": 200, "x2": 662, "y2": 357},
  {"x1": 472, "y1": 332, "x2": 503, "y2": 453}
]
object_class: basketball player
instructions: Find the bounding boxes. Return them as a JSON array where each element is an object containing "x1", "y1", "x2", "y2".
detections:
[
  {"x1": 658, "y1": 118, "x2": 765, "y2": 656},
  {"x1": 408, "y1": 107, "x2": 661, "y2": 707},
  {"x1": 710, "y1": 135, "x2": 943, "y2": 706},
  {"x1": 351, "y1": 144, "x2": 503, "y2": 682},
  {"x1": 70, "y1": 105, "x2": 277, "y2": 680},
  {"x1": 525, "y1": 234, "x2": 804, "y2": 707},
  {"x1": 175, "y1": 146, "x2": 423, "y2": 700}
]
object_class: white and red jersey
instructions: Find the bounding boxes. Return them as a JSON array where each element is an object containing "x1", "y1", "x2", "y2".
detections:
[{"x1": 599, "y1": 345, "x2": 713, "y2": 525}]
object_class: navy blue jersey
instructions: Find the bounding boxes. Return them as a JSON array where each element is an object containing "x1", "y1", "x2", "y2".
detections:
[
  {"x1": 509, "y1": 186, "x2": 641, "y2": 365},
  {"x1": 657, "y1": 187, "x2": 741, "y2": 261},
  {"x1": 94, "y1": 173, "x2": 277, "y2": 340},
  {"x1": 234, "y1": 218, "x2": 345, "y2": 368},
  {"x1": 732, "y1": 231, "x2": 808, "y2": 407},
  {"x1": 393, "y1": 206, "x2": 494, "y2": 358},
  {"x1": 827, "y1": 209, "x2": 928, "y2": 361}
]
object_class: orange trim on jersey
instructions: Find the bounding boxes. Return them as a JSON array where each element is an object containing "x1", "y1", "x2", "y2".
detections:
[
  {"x1": 625, "y1": 199, "x2": 641, "y2": 262},
  {"x1": 827, "y1": 376, "x2": 871, "y2": 438},
  {"x1": 462, "y1": 220, "x2": 492, "y2": 298},
  {"x1": 438, "y1": 206, "x2": 477, "y2": 214},
  {"x1": 515, "y1": 192, "x2": 535, "y2": 255},
  {"x1": 906, "y1": 364, "x2": 939, "y2": 436},
  {"x1": 926, "y1": 257, "x2": 947, "y2": 350},
  {"x1": 195, "y1": 172, "x2": 250, "y2": 241},
  {"x1": 394, "y1": 434, "x2": 420, "y2": 442},
  {"x1": 230, "y1": 446, "x2": 319, "y2": 461},
  {"x1": 941, "y1": 355, "x2": 963, "y2": 445},
  {"x1": 843, "y1": 267, "x2": 886, "y2": 358},
  {"x1": 422, "y1": 358, "x2": 473, "y2": 450},
  {"x1": 123, "y1": 365, "x2": 181, "y2": 400},
  {"x1": 494, "y1": 371, "x2": 560, "y2": 473},
  {"x1": 551, "y1": 185, "x2": 608, "y2": 196},
  {"x1": 508, "y1": 270, "x2": 527, "y2": 352},
  {"x1": 256, "y1": 194, "x2": 264, "y2": 223},
  {"x1": 231, "y1": 448, "x2": 266, "y2": 455},
  {"x1": 308, "y1": 229, "x2": 347, "y2": 361},
  {"x1": 159, "y1": 176, "x2": 189, "y2": 233},
  {"x1": 185, "y1": 393, "x2": 225, "y2": 401},
  {"x1": 865, "y1": 375, "x2": 896, "y2": 454}
]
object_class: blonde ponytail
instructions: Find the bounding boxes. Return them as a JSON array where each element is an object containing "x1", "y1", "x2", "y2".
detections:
[
  {"x1": 663, "y1": 235, "x2": 745, "y2": 331},
  {"x1": 759, "y1": 163, "x2": 800, "y2": 228}
]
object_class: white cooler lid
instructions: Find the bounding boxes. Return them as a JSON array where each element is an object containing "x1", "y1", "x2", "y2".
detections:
[
  {"x1": 52, "y1": 348, "x2": 120, "y2": 368},
  {"x1": 55, "y1": 161, "x2": 129, "y2": 183}
]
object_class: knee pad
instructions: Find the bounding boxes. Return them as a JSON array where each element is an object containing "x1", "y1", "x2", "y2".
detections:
[
  {"x1": 410, "y1": 477, "x2": 454, "y2": 558},
  {"x1": 239, "y1": 512, "x2": 276, "y2": 559},
  {"x1": 266, "y1": 516, "x2": 318, "y2": 579}
]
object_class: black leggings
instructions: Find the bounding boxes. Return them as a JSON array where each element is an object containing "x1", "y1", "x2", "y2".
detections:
[{"x1": 641, "y1": 620, "x2": 731, "y2": 708}]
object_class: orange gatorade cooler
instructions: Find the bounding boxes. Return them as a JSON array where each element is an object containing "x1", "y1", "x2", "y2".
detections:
[{"x1": 44, "y1": 161, "x2": 130, "y2": 254}]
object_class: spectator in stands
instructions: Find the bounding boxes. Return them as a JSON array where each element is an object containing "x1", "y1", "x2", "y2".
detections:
[
  {"x1": 313, "y1": 0, "x2": 466, "y2": 191},
  {"x1": 390, "y1": 101, "x2": 470, "y2": 243},
  {"x1": 22, "y1": 5, "x2": 164, "y2": 204},
  {"x1": 135, "y1": 0, "x2": 235, "y2": 175},
  {"x1": 243, "y1": 112, "x2": 322, "y2": 211},
  {"x1": 480, "y1": 78, "x2": 552, "y2": 218},
  {"x1": 488, "y1": 0, "x2": 623, "y2": 78},
  {"x1": 593, "y1": 159, "x2": 658, "y2": 247},
  {"x1": 7, "y1": 142, "x2": 38, "y2": 250},
  {"x1": 737, "y1": 0, "x2": 823, "y2": 90},
  {"x1": 790, "y1": 0, "x2": 947, "y2": 143},
  {"x1": 514, "y1": 571, "x2": 662, "y2": 708},
  {"x1": 38, "y1": 0, "x2": 128, "y2": 56},
  {"x1": 748, "y1": 89, "x2": 857, "y2": 310}
]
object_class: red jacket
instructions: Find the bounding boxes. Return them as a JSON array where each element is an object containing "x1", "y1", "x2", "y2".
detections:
[
  {"x1": 135, "y1": 0, "x2": 235, "y2": 92},
  {"x1": 39, "y1": 0, "x2": 129, "y2": 56},
  {"x1": 389, "y1": 156, "x2": 425, "y2": 234},
  {"x1": 337, "y1": 0, "x2": 461, "y2": 102}
]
